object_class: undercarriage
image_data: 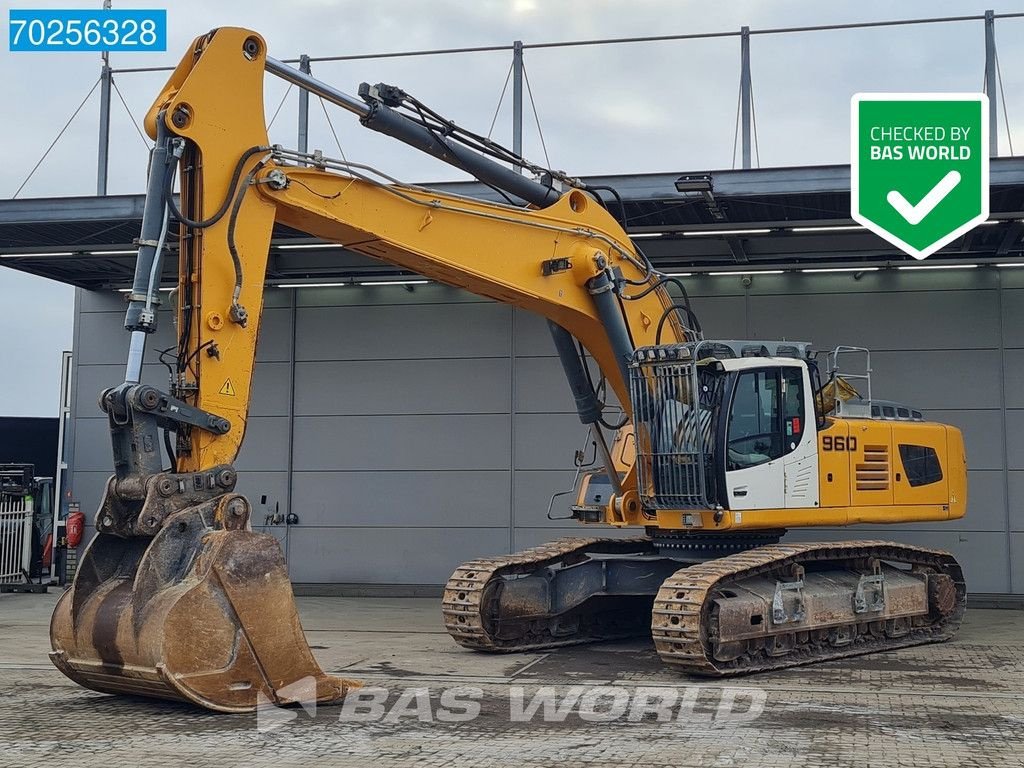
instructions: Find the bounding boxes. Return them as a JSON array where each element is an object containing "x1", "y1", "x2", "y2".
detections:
[{"x1": 443, "y1": 532, "x2": 965, "y2": 675}]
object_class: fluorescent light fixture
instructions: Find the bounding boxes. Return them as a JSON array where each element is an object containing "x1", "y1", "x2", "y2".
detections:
[
  {"x1": 275, "y1": 243, "x2": 346, "y2": 250},
  {"x1": 117, "y1": 287, "x2": 174, "y2": 293},
  {"x1": 977, "y1": 220, "x2": 999, "y2": 226},
  {"x1": 707, "y1": 269, "x2": 784, "y2": 276},
  {"x1": 273, "y1": 282, "x2": 350, "y2": 288},
  {"x1": 801, "y1": 266, "x2": 880, "y2": 273},
  {"x1": 89, "y1": 250, "x2": 137, "y2": 255},
  {"x1": 0, "y1": 251, "x2": 74, "y2": 258},
  {"x1": 629, "y1": 233, "x2": 663, "y2": 239},
  {"x1": 663, "y1": 272, "x2": 692, "y2": 277},
  {"x1": 996, "y1": 262, "x2": 1024, "y2": 268},
  {"x1": 674, "y1": 174, "x2": 713, "y2": 193},
  {"x1": 683, "y1": 229, "x2": 771, "y2": 237},
  {"x1": 358, "y1": 279, "x2": 429, "y2": 286},
  {"x1": 790, "y1": 225, "x2": 862, "y2": 233},
  {"x1": 896, "y1": 264, "x2": 979, "y2": 270}
]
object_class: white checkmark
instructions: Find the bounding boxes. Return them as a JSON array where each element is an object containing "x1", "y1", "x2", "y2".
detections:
[{"x1": 886, "y1": 170, "x2": 962, "y2": 225}]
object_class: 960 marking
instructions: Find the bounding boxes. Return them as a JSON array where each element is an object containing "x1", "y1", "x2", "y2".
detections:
[
  {"x1": 822, "y1": 435, "x2": 858, "y2": 452},
  {"x1": 9, "y1": 9, "x2": 166, "y2": 52}
]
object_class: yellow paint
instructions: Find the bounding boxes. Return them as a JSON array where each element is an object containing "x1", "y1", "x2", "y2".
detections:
[
  {"x1": 848, "y1": 420, "x2": 895, "y2": 506},
  {"x1": 891, "y1": 422, "x2": 949, "y2": 507},
  {"x1": 146, "y1": 28, "x2": 276, "y2": 471},
  {"x1": 651, "y1": 502, "x2": 953, "y2": 532},
  {"x1": 946, "y1": 426, "x2": 968, "y2": 520},
  {"x1": 817, "y1": 418, "x2": 851, "y2": 508}
]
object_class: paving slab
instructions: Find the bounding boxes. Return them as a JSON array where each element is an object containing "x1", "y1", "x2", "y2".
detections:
[{"x1": 2, "y1": 591, "x2": 1022, "y2": 767}]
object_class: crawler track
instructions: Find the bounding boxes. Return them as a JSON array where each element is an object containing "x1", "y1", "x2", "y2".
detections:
[
  {"x1": 443, "y1": 537, "x2": 655, "y2": 651},
  {"x1": 444, "y1": 537, "x2": 966, "y2": 676},
  {"x1": 652, "y1": 540, "x2": 966, "y2": 676}
]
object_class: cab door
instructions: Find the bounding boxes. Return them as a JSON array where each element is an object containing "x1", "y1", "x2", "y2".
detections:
[
  {"x1": 782, "y1": 366, "x2": 819, "y2": 508},
  {"x1": 724, "y1": 363, "x2": 819, "y2": 511},
  {"x1": 724, "y1": 368, "x2": 786, "y2": 509}
]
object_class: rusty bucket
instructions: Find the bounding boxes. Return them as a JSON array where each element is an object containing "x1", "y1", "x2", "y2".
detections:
[{"x1": 50, "y1": 498, "x2": 358, "y2": 712}]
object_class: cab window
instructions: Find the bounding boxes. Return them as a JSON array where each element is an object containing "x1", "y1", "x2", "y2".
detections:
[
  {"x1": 899, "y1": 444, "x2": 943, "y2": 487},
  {"x1": 727, "y1": 367, "x2": 805, "y2": 470},
  {"x1": 782, "y1": 366, "x2": 805, "y2": 451},
  {"x1": 727, "y1": 370, "x2": 781, "y2": 469}
]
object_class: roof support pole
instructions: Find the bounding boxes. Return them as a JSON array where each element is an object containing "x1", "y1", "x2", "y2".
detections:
[
  {"x1": 96, "y1": 0, "x2": 113, "y2": 196},
  {"x1": 512, "y1": 40, "x2": 524, "y2": 172},
  {"x1": 740, "y1": 26, "x2": 752, "y2": 170},
  {"x1": 984, "y1": 10, "x2": 998, "y2": 157},
  {"x1": 297, "y1": 54, "x2": 311, "y2": 161}
]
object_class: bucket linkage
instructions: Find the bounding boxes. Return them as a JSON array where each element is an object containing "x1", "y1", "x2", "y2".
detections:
[{"x1": 50, "y1": 466, "x2": 357, "y2": 713}]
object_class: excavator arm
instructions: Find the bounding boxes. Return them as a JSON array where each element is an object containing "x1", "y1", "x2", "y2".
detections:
[
  {"x1": 145, "y1": 27, "x2": 683, "y2": 494},
  {"x1": 50, "y1": 27, "x2": 691, "y2": 712}
]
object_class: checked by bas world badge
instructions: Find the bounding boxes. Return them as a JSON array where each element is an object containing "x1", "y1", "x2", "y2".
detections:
[{"x1": 851, "y1": 94, "x2": 989, "y2": 260}]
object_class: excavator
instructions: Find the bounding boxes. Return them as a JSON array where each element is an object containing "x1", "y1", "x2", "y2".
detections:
[{"x1": 49, "y1": 28, "x2": 967, "y2": 712}]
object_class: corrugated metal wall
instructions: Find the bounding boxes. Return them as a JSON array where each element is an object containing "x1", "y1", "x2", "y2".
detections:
[{"x1": 69, "y1": 267, "x2": 1024, "y2": 594}]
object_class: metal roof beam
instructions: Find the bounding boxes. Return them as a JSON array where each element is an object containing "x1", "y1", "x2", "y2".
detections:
[
  {"x1": 725, "y1": 235, "x2": 749, "y2": 263},
  {"x1": 996, "y1": 221, "x2": 1024, "y2": 256},
  {"x1": 5, "y1": 159, "x2": 1024, "y2": 285}
]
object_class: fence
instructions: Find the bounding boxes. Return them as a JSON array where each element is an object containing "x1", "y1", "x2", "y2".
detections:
[{"x1": 0, "y1": 493, "x2": 34, "y2": 583}]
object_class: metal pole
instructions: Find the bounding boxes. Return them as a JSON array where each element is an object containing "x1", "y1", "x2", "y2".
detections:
[
  {"x1": 984, "y1": 10, "x2": 998, "y2": 156},
  {"x1": 96, "y1": 0, "x2": 113, "y2": 195},
  {"x1": 50, "y1": 350, "x2": 72, "y2": 584},
  {"x1": 739, "y1": 26, "x2": 752, "y2": 169},
  {"x1": 512, "y1": 40, "x2": 524, "y2": 171},
  {"x1": 297, "y1": 54, "x2": 310, "y2": 156}
]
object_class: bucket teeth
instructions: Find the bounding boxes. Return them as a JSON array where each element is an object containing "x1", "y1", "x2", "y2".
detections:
[{"x1": 50, "y1": 504, "x2": 358, "y2": 713}]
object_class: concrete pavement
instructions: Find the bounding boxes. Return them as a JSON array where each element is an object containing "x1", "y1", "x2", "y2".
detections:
[{"x1": 2, "y1": 591, "x2": 1023, "y2": 767}]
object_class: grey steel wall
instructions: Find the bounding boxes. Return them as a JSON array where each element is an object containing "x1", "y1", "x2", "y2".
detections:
[{"x1": 69, "y1": 267, "x2": 1024, "y2": 594}]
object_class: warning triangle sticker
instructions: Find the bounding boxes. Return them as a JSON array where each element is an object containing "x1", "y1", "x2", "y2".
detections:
[{"x1": 219, "y1": 379, "x2": 236, "y2": 396}]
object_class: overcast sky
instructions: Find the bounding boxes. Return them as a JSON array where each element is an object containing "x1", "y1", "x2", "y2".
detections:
[{"x1": 1, "y1": 0, "x2": 1022, "y2": 416}]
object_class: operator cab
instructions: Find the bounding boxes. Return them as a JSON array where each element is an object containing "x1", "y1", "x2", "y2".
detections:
[
  {"x1": 629, "y1": 340, "x2": 822, "y2": 512},
  {"x1": 715, "y1": 355, "x2": 820, "y2": 510}
]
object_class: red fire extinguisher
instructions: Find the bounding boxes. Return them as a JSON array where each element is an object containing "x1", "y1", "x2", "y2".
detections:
[
  {"x1": 42, "y1": 533, "x2": 53, "y2": 568},
  {"x1": 66, "y1": 510, "x2": 85, "y2": 549}
]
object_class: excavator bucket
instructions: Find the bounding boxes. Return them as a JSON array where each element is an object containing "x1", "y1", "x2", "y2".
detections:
[{"x1": 50, "y1": 498, "x2": 358, "y2": 713}]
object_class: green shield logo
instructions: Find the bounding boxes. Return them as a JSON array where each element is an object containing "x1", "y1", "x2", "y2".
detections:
[{"x1": 851, "y1": 94, "x2": 989, "y2": 260}]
